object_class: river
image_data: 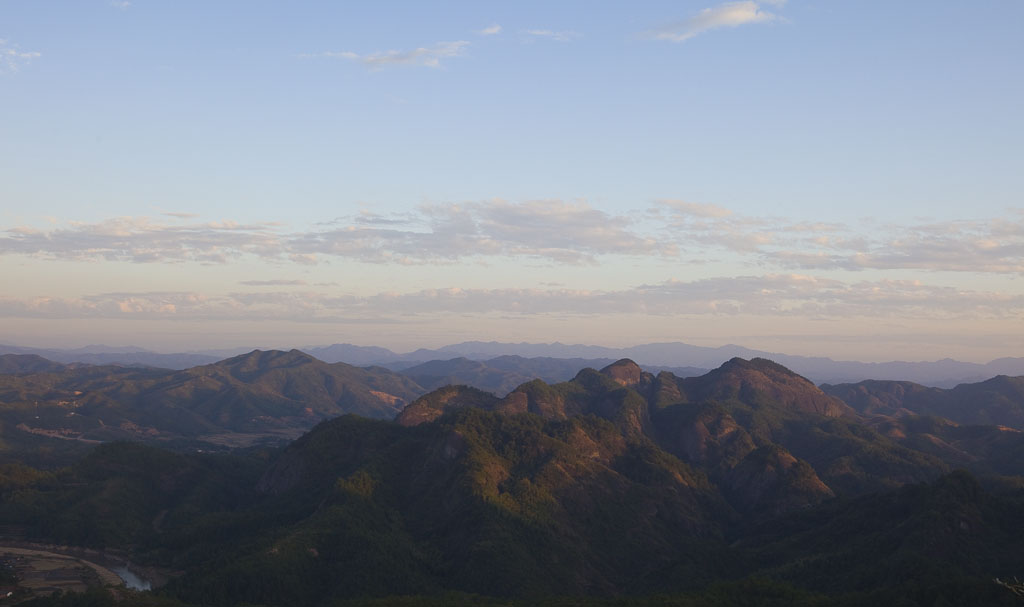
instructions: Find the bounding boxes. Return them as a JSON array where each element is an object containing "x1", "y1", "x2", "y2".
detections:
[{"x1": 112, "y1": 565, "x2": 152, "y2": 590}]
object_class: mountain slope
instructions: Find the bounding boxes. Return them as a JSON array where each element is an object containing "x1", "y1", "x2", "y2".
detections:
[
  {"x1": 739, "y1": 470, "x2": 1024, "y2": 600},
  {"x1": 395, "y1": 355, "x2": 704, "y2": 396},
  {"x1": 0, "y1": 350, "x2": 426, "y2": 444},
  {"x1": 398, "y1": 357, "x2": 944, "y2": 506},
  {"x1": 824, "y1": 375, "x2": 1024, "y2": 429},
  {"x1": 174, "y1": 409, "x2": 734, "y2": 604},
  {"x1": 0, "y1": 354, "x2": 67, "y2": 375}
]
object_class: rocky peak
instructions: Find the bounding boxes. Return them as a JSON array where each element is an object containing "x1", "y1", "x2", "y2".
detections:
[
  {"x1": 599, "y1": 359, "x2": 645, "y2": 387},
  {"x1": 691, "y1": 357, "x2": 854, "y2": 418},
  {"x1": 395, "y1": 385, "x2": 500, "y2": 427}
]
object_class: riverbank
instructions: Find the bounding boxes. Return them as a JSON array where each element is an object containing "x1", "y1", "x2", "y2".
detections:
[
  {"x1": 0, "y1": 541, "x2": 174, "y2": 599},
  {"x1": 0, "y1": 545, "x2": 120, "y2": 599}
]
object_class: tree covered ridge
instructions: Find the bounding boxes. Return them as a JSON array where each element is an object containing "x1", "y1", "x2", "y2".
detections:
[{"x1": 2, "y1": 356, "x2": 1024, "y2": 606}]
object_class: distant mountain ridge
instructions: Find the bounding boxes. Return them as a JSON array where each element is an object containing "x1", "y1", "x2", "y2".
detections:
[
  {"x1": 824, "y1": 375, "x2": 1024, "y2": 429},
  {"x1": 0, "y1": 353, "x2": 68, "y2": 374},
  {"x1": 0, "y1": 343, "x2": 221, "y2": 369},
  {"x1": 400, "y1": 342, "x2": 1024, "y2": 388},
  {"x1": 5, "y1": 340, "x2": 1022, "y2": 387}
]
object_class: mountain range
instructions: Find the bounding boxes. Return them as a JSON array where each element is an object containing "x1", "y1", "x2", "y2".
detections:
[
  {"x1": 308, "y1": 341, "x2": 1024, "y2": 387},
  {"x1": 3, "y1": 352, "x2": 1024, "y2": 606},
  {"x1": 3, "y1": 348, "x2": 1024, "y2": 456},
  {"x1": 5, "y1": 340, "x2": 1024, "y2": 387}
]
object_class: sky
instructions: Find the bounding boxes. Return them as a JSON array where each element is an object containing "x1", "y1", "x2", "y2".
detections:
[{"x1": 0, "y1": 0, "x2": 1022, "y2": 362}]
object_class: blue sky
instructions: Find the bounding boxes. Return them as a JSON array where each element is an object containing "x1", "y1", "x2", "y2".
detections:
[{"x1": 1, "y1": 1, "x2": 1022, "y2": 361}]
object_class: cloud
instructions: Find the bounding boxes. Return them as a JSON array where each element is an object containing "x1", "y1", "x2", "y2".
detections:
[
  {"x1": 478, "y1": 25, "x2": 502, "y2": 36},
  {"x1": 657, "y1": 199, "x2": 733, "y2": 218},
  {"x1": 525, "y1": 30, "x2": 581, "y2": 42},
  {"x1": 762, "y1": 218, "x2": 1024, "y2": 274},
  {"x1": 289, "y1": 199, "x2": 671, "y2": 264},
  {"x1": 655, "y1": 201, "x2": 1024, "y2": 275},
  {"x1": 3, "y1": 203, "x2": 1023, "y2": 275},
  {"x1": 349, "y1": 210, "x2": 419, "y2": 226},
  {"x1": 238, "y1": 280, "x2": 308, "y2": 287},
  {"x1": 2, "y1": 275, "x2": 1020, "y2": 323},
  {"x1": 0, "y1": 39, "x2": 41, "y2": 73},
  {"x1": 649, "y1": 1, "x2": 782, "y2": 43},
  {"x1": 0, "y1": 201, "x2": 667, "y2": 266},
  {"x1": 109, "y1": 1, "x2": 132, "y2": 9},
  {"x1": 0, "y1": 217, "x2": 284, "y2": 264},
  {"x1": 317, "y1": 41, "x2": 469, "y2": 69}
]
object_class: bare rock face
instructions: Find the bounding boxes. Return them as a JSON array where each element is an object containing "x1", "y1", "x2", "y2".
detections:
[
  {"x1": 395, "y1": 385, "x2": 500, "y2": 426},
  {"x1": 599, "y1": 359, "x2": 646, "y2": 387},
  {"x1": 651, "y1": 372, "x2": 684, "y2": 408},
  {"x1": 675, "y1": 406, "x2": 756, "y2": 468},
  {"x1": 725, "y1": 445, "x2": 834, "y2": 515},
  {"x1": 686, "y1": 358, "x2": 854, "y2": 418},
  {"x1": 496, "y1": 379, "x2": 571, "y2": 419},
  {"x1": 496, "y1": 390, "x2": 530, "y2": 415}
]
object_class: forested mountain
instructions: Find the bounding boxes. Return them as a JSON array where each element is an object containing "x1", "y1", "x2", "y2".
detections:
[
  {"x1": 0, "y1": 354, "x2": 68, "y2": 375},
  {"x1": 824, "y1": 375, "x2": 1024, "y2": 429},
  {"x1": 394, "y1": 355, "x2": 707, "y2": 396},
  {"x1": 0, "y1": 350, "x2": 425, "y2": 448},
  {"x1": 3, "y1": 355, "x2": 1024, "y2": 606}
]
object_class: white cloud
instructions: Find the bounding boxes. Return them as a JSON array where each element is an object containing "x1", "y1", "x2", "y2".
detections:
[
  {"x1": 319, "y1": 41, "x2": 469, "y2": 69},
  {"x1": 0, "y1": 217, "x2": 284, "y2": 264},
  {"x1": 478, "y1": 25, "x2": 502, "y2": 36},
  {"x1": 109, "y1": 1, "x2": 132, "y2": 9},
  {"x1": 0, "y1": 39, "x2": 41, "y2": 73},
  {"x1": 649, "y1": 1, "x2": 782, "y2": 43},
  {"x1": 657, "y1": 199, "x2": 733, "y2": 218},
  {"x1": 3, "y1": 203, "x2": 1022, "y2": 275},
  {"x1": 239, "y1": 280, "x2": 308, "y2": 287},
  {"x1": 2, "y1": 275, "x2": 1020, "y2": 323},
  {"x1": 525, "y1": 29, "x2": 581, "y2": 42},
  {"x1": 656, "y1": 201, "x2": 1024, "y2": 275},
  {"x1": 762, "y1": 218, "x2": 1024, "y2": 274},
  {"x1": 287, "y1": 199, "x2": 671, "y2": 265},
  {"x1": 0, "y1": 201, "x2": 667, "y2": 265}
]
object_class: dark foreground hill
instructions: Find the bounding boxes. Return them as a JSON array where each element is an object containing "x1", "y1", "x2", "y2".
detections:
[{"x1": 5, "y1": 420, "x2": 1024, "y2": 606}]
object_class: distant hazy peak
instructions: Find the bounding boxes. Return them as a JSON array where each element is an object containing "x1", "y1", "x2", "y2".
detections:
[
  {"x1": 0, "y1": 353, "x2": 67, "y2": 374},
  {"x1": 220, "y1": 348, "x2": 319, "y2": 368}
]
